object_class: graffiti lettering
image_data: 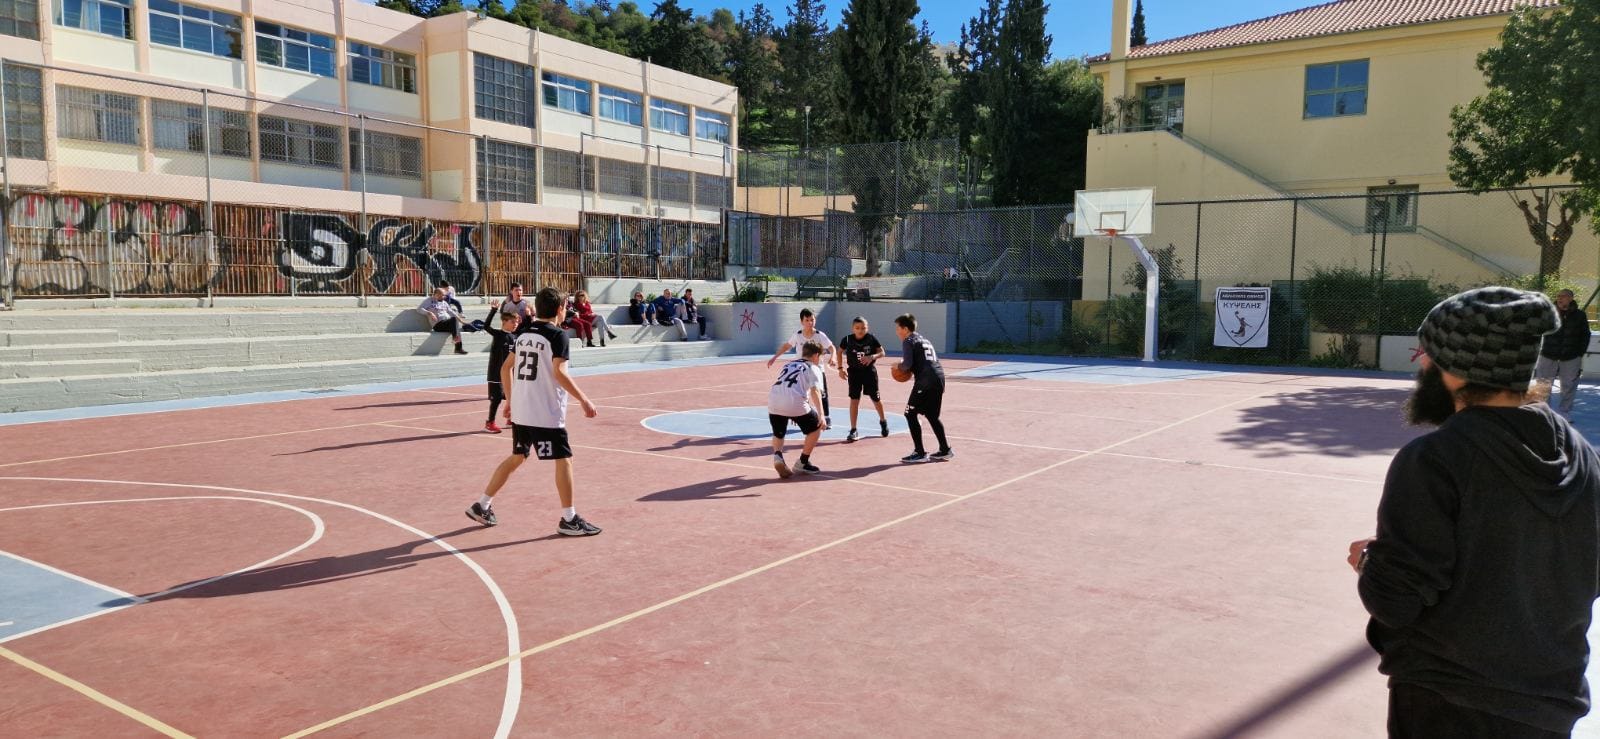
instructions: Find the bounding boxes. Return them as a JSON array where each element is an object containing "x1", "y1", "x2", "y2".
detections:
[
  {"x1": 2, "y1": 194, "x2": 222, "y2": 295},
  {"x1": 278, "y1": 213, "x2": 482, "y2": 294}
]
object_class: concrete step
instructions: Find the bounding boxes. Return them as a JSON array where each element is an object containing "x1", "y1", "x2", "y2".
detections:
[
  {"x1": 0, "y1": 329, "x2": 121, "y2": 346},
  {"x1": 0, "y1": 339, "x2": 734, "y2": 413},
  {"x1": 0, "y1": 331, "x2": 496, "y2": 372},
  {"x1": 0, "y1": 359, "x2": 143, "y2": 379}
]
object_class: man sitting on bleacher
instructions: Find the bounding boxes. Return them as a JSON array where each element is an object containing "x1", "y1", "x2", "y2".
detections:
[
  {"x1": 418, "y1": 287, "x2": 470, "y2": 355},
  {"x1": 652, "y1": 289, "x2": 689, "y2": 341},
  {"x1": 682, "y1": 288, "x2": 710, "y2": 340}
]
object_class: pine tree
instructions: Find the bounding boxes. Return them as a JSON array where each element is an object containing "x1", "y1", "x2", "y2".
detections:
[
  {"x1": 642, "y1": 0, "x2": 724, "y2": 80},
  {"x1": 949, "y1": 0, "x2": 1001, "y2": 190},
  {"x1": 774, "y1": 0, "x2": 836, "y2": 149},
  {"x1": 989, "y1": 0, "x2": 1050, "y2": 206},
  {"x1": 727, "y1": 4, "x2": 780, "y2": 146},
  {"x1": 1130, "y1": 0, "x2": 1147, "y2": 47}
]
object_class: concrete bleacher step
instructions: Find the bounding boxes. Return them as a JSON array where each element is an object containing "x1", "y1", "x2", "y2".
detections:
[
  {"x1": 0, "y1": 331, "x2": 500, "y2": 372},
  {"x1": 1, "y1": 329, "x2": 120, "y2": 346},
  {"x1": 0, "y1": 359, "x2": 142, "y2": 379},
  {"x1": 0, "y1": 338, "x2": 731, "y2": 413}
]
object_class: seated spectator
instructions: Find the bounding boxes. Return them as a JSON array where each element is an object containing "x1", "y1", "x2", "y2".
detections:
[
  {"x1": 572, "y1": 290, "x2": 616, "y2": 347},
  {"x1": 564, "y1": 294, "x2": 598, "y2": 347},
  {"x1": 682, "y1": 288, "x2": 710, "y2": 340},
  {"x1": 439, "y1": 280, "x2": 464, "y2": 312},
  {"x1": 652, "y1": 289, "x2": 689, "y2": 341},
  {"x1": 628, "y1": 291, "x2": 656, "y2": 325},
  {"x1": 417, "y1": 287, "x2": 469, "y2": 355}
]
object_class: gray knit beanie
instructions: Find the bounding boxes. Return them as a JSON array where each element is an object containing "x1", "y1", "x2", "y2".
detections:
[{"x1": 1416, "y1": 286, "x2": 1559, "y2": 391}]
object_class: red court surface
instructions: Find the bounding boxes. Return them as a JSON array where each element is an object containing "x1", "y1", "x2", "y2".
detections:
[{"x1": 0, "y1": 357, "x2": 1423, "y2": 737}]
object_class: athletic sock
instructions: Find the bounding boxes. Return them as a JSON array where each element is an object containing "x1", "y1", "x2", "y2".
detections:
[
  {"x1": 563, "y1": 506, "x2": 576, "y2": 522},
  {"x1": 478, "y1": 495, "x2": 494, "y2": 509}
]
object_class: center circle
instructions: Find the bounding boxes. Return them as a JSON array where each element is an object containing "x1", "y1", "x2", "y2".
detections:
[{"x1": 641, "y1": 406, "x2": 908, "y2": 441}]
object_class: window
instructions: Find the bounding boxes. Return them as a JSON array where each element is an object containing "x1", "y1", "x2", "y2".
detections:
[
  {"x1": 0, "y1": 0, "x2": 40, "y2": 40},
  {"x1": 474, "y1": 53, "x2": 534, "y2": 126},
  {"x1": 597, "y1": 158, "x2": 644, "y2": 197},
  {"x1": 1305, "y1": 60, "x2": 1368, "y2": 118},
  {"x1": 694, "y1": 110, "x2": 729, "y2": 143},
  {"x1": 542, "y1": 72, "x2": 590, "y2": 116},
  {"x1": 1366, "y1": 185, "x2": 1418, "y2": 233},
  {"x1": 476, "y1": 138, "x2": 537, "y2": 203},
  {"x1": 652, "y1": 167, "x2": 691, "y2": 204},
  {"x1": 256, "y1": 22, "x2": 335, "y2": 77},
  {"x1": 352, "y1": 130, "x2": 422, "y2": 179},
  {"x1": 542, "y1": 148, "x2": 589, "y2": 191},
  {"x1": 599, "y1": 85, "x2": 641, "y2": 126},
  {"x1": 1141, "y1": 82, "x2": 1184, "y2": 132},
  {"x1": 350, "y1": 43, "x2": 415, "y2": 94},
  {"x1": 57, "y1": 86, "x2": 140, "y2": 145},
  {"x1": 152, "y1": 100, "x2": 250, "y2": 157},
  {"x1": 54, "y1": 0, "x2": 130, "y2": 39},
  {"x1": 695, "y1": 173, "x2": 730, "y2": 209},
  {"x1": 148, "y1": 0, "x2": 241, "y2": 59},
  {"x1": 259, "y1": 115, "x2": 342, "y2": 169},
  {"x1": 650, "y1": 99, "x2": 688, "y2": 135},
  {"x1": 2, "y1": 64, "x2": 44, "y2": 158}
]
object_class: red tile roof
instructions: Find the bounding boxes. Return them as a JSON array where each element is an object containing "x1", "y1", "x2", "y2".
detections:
[{"x1": 1088, "y1": 0, "x2": 1559, "y2": 62}]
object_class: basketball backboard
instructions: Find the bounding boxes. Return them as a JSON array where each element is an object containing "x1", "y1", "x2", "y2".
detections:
[{"x1": 1073, "y1": 188, "x2": 1154, "y2": 237}]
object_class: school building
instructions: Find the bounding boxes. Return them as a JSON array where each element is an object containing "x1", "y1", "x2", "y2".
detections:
[{"x1": 1083, "y1": 0, "x2": 1597, "y2": 299}]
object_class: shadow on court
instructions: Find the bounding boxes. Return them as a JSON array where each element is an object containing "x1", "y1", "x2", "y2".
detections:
[
  {"x1": 638, "y1": 475, "x2": 766, "y2": 501},
  {"x1": 1219, "y1": 387, "x2": 1416, "y2": 458},
  {"x1": 124, "y1": 526, "x2": 562, "y2": 603},
  {"x1": 276, "y1": 430, "x2": 481, "y2": 455},
  {"x1": 1195, "y1": 642, "x2": 1377, "y2": 738},
  {"x1": 334, "y1": 397, "x2": 477, "y2": 410}
]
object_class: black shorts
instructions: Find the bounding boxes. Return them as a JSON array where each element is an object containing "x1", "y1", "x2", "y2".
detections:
[
  {"x1": 906, "y1": 385, "x2": 944, "y2": 418},
  {"x1": 511, "y1": 424, "x2": 572, "y2": 460},
  {"x1": 847, "y1": 368, "x2": 880, "y2": 401},
  {"x1": 769, "y1": 411, "x2": 821, "y2": 439},
  {"x1": 487, "y1": 381, "x2": 504, "y2": 402}
]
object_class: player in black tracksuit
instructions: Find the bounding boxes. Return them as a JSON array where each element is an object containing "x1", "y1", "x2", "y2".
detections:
[
  {"x1": 894, "y1": 313, "x2": 951, "y2": 464},
  {"x1": 483, "y1": 306, "x2": 520, "y2": 433}
]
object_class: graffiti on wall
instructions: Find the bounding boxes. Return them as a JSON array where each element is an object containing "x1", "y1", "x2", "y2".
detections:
[
  {"x1": 2, "y1": 194, "x2": 223, "y2": 295},
  {"x1": 277, "y1": 213, "x2": 482, "y2": 294}
]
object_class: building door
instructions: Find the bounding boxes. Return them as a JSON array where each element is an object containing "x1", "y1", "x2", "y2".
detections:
[{"x1": 1142, "y1": 82, "x2": 1184, "y2": 133}]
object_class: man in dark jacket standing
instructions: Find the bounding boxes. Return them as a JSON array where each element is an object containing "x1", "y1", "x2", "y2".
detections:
[
  {"x1": 1349, "y1": 286, "x2": 1600, "y2": 738},
  {"x1": 1536, "y1": 289, "x2": 1590, "y2": 416}
]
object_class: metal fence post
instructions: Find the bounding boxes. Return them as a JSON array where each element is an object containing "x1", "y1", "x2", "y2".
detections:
[
  {"x1": 357, "y1": 115, "x2": 368, "y2": 300},
  {"x1": 103, "y1": 196, "x2": 116, "y2": 300},
  {"x1": 201, "y1": 89, "x2": 215, "y2": 306},
  {"x1": 0, "y1": 59, "x2": 13, "y2": 308},
  {"x1": 1288, "y1": 199, "x2": 1299, "y2": 361}
]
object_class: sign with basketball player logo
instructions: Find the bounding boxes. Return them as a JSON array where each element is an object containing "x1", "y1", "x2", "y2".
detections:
[{"x1": 1214, "y1": 287, "x2": 1271, "y2": 348}]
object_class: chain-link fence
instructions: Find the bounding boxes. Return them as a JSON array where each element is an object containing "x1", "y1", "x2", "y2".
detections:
[
  {"x1": 579, "y1": 212, "x2": 723, "y2": 282},
  {"x1": 0, "y1": 60, "x2": 732, "y2": 303},
  {"x1": 736, "y1": 139, "x2": 964, "y2": 217}
]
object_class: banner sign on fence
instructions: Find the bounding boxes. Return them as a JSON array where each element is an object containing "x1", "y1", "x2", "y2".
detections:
[{"x1": 1214, "y1": 287, "x2": 1271, "y2": 348}]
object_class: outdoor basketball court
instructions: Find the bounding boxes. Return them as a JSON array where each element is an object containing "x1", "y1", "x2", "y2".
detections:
[{"x1": 2, "y1": 354, "x2": 1598, "y2": 737}]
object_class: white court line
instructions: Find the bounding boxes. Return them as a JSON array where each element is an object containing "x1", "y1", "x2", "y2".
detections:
[
  {"x1": 0, "y1": 478, "x2": 525, "y2": 739},
  {"x1": 0, "y1": 409, "x2": 482, "y2": 470},
  {"x1": 281, "y1": 388, "x2": 1276, "y2": 737},
  {"x1": 0, "y1": 497, "x2": 325, "y2": 644},
  {"x1": 0, "y1": 621, "x2": 12, "y2": 627},
  {"x1": 708, "y1": 387, "x2": 1167, "y2": 424},
  {"x1": 940, "y1": 435, "x2": 1382, "y2": 485},
  {"x1": 375, "y1": 422, "x2": 960, "y2": 500}
]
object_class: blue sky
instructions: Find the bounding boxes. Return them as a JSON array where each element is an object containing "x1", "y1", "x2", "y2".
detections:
[{"x1": 693, "y1": 0, "x2": 1314, "y2": 60}]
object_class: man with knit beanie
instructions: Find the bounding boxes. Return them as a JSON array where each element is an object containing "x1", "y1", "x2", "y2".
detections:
[{"x1": 1347, "y1": 286, "x2": 1600, "y2": 737}]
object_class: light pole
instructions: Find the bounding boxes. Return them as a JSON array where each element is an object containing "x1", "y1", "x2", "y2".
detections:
[{"x1": 803, "y1": 105, "x2": 811, "y2": 151}]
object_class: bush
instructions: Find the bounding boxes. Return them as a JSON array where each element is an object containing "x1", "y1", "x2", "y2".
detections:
[{"x1": 1302, "y1": 263, "x2": 1455, "y2": 335}]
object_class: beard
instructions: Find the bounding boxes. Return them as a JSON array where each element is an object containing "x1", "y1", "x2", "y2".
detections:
[{"x1": 1405, "y1": 363, "x2": 1457, "y2": 427}]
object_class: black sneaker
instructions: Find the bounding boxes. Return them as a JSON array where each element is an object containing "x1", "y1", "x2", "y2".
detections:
[
  {"x1": 930, "y1": 448, "x2": 955, "y2": 461},
  {"x1": 453, "y1": 345, "x2": 469, "y2": 355},
  {"x1": 557, "y1": 514, "x2": 601, "y2": 536},
  {"x1": 773, "y1": 453, "x2": 792, "y2": 479},
  {"x1": 901, "y1": 451, "x2": 929, "y2": 464},
  {"x1": 880, "y1": 420, "x2": 890, "y2": 437},
  {"x1": 846, "y1": 429, "x2": 859, "y2": 442},
  {"x1": 466, "y1": 502, "x2": 498, "y2": 527},
  {"x1": 797, "y1": 460, "x2": 821, "y2": 474}
]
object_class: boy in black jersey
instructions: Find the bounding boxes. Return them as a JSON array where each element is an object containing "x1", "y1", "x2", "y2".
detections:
[
  {"x1": 481, "y1": 303, "x2": 520, "y2": 433},
  {"x1": 838, "y1": 316, "x2": 889, "y2": 442},
  {"x1": 894, "y1": 313, "x2": 952, "y2": 463}
]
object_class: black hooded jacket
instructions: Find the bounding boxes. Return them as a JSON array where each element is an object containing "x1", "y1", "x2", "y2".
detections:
[{"x1": 1360, "y1": 402, "x2": 1600, "y2": 732}]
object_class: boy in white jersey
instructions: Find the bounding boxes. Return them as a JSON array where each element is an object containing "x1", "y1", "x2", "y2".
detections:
[
  {"x1": 768, "y1": 341, "x2": 829, "y2": 478},
  {"x1": 467, "y1": 287, "x2": 602, "y2": 536},
  {"x1": 766, "y1": 307, "x2": 840, "y2": 421}
]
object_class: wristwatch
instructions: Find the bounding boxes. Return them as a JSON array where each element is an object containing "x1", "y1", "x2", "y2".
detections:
[{"x1": 1358, "y1": 545, "x2": 1371, "y2": 572}]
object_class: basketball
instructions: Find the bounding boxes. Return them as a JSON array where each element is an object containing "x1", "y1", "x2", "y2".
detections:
[{"x1": 891, "y1": 365, "x2": 912, "y2": 383}]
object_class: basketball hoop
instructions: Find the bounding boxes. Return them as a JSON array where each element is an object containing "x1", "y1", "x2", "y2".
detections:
[{"x1": 1075, "y1": 188, "x2": 1158, "y2": 362}]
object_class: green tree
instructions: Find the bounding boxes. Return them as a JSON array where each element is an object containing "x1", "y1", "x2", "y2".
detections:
[
  {"x1": 774, "y1": 0, "x2": 836, "y2": 148},
  {"x1": 642, "y1": 0, "x2": 724, "y2": 80},
  {"x1": 988, "y1": 0, "x2": 1049, "y2": 206},
  {"x1": 1130, "y1": 0, "x2": 1147, "y2": 46},
  {"x1": 948, "y1": 0, "x2": 1001, "y2": 197},
  {"x1": 1448, "y1": 0, "x2": 1599, "y2": 278},
  {"x1": 835, "y1": 0, "x2": 938, "y2": 276},
  {"x1": 727, "y1": 4, "x2": 781, "y2": 146}
]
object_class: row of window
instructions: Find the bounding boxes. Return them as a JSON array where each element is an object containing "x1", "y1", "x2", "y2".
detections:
[
  {"x1": 47, "y1": 0, "x2": 416, "y2": 93},
  {"x1": 50, "y1": 84, "x2": 422, "y2": 178},
  {"x1": 476, "y1": 138, "x2": 731, "y2": 207},
  {"x1": 474, "y1": 53, "x2": 731, "y2": 143},
  {"x1": 1143, "y1": 59, "x2": 1371, "y2": 129}
]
